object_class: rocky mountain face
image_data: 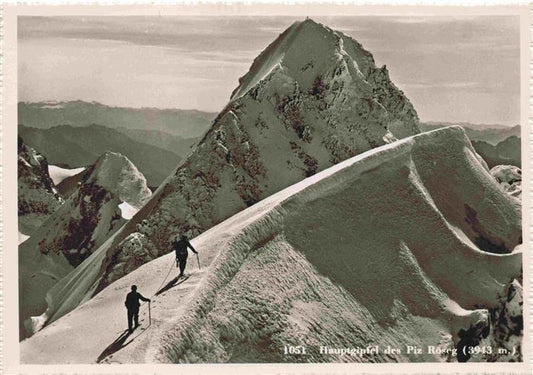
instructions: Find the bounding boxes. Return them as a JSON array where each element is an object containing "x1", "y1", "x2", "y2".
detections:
[
  {"x1": 18, "y1": 137, "x2": 63, "y2": 236},
  {"x1": 97, "y1": 19, "x2": 421, "y2": 289},
  {"x1": 19, "y1": 152, "x2": 152, "y2": 338},
  {"x1": 55, "y1": 168, "x2": 87, "y2": 198},
  {"x1": 38, "y1": 18, "x2": 422, "y2": 323}
]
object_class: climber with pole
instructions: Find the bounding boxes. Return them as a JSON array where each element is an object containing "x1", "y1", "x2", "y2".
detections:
[
  {"x1": 172, "y1": 234, "x2": 200, "y2": 278},
  {"x1": 124, "y1": 285, "x2": 151, "y2": 334}
]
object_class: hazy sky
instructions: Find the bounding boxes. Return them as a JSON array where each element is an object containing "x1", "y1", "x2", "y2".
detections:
[{"x1": 18, "y1": 16, "x2": 520, "y2": 125}]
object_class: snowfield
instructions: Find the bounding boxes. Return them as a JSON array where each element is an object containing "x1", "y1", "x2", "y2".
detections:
[
  {"x1": 18, "y1": 231, "x2": 30, "y2": 244},
  {"x1": 48, "y1": 165, "x2": 86, "y2": 185},
  {"x1": 118, "y1": 201, "x2": 140, "y2": 220},
  {"x1": 20, "y1": 126, "x2": 522, "y2": 363}
]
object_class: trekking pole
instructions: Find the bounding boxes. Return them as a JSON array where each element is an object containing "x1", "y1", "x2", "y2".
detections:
[{"x1": 196, "y1": 253, "x2": 201, "y2": 270}]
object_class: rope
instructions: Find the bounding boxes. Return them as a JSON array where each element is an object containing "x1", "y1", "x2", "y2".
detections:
[
  {"x1": 143, "y1": 251, "x2": 198, "y2": 327},
  {"x1": 152, "y1": 257, "x2": 175, "y2": 297}
]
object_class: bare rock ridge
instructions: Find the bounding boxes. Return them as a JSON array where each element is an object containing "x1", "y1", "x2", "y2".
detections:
[
  {"x1": 18, "y1": 137, "x2": 63, "y2": 236},
  {"x1": 86, "y1": 18, "x2": 421, "y2": 293},
  {"x1": 20, "y1": 126, "x2": 522, "y2": 363},
  {"x1": 19, "y1": 151, "x2": 151, "y2": 338}
]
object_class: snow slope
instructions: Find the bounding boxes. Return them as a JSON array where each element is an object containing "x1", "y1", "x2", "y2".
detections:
[
  {"x1": 48, "y1": 165, "x2": 86, "y2": 185},
  {"x1": 19, "y1": 152, "x2": 152, "y2": 339},
  {"x1": 18, "y1": 232, "x2": 30, "y2": 244},
  {"x1": 18, "y1": 137, "x2": 63, "y2": 236},
  {"x1": 38, "y1": 18, "x2": 422, "y2": 316},
  {"x1": 20, "y1": 126, "x2": 522, "y2": 363}
]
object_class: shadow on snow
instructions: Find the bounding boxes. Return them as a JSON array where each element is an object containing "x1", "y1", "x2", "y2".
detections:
[{"x1": 155, "y1": 275, "x2": 188, "y2": 296}]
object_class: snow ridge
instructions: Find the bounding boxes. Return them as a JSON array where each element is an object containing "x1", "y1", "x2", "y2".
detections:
[{"x1": 20, "y1": 126, "x2": 522, "y2": 363}]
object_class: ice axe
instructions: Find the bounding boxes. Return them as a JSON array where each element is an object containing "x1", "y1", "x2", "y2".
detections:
[{"x1": 148, "y1": 301, "x2": 151, "y2": 325}]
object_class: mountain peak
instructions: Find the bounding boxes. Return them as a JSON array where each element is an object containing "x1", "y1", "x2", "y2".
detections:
[
  {"x1": 230, "y1": 18, "x2": 337, "y2": 100},
  {"x1": 92, "y1": 151, "x2": 129, "y2": 177},
  {"x1": 90, "y1": 151, "x2": 151, "y2": 208},
  {"x1": 230, "y1": 18, "x2": 380, "y2": 102},
  {"x1": 293, "y1": 17, "x2": 329, "y2": 33},
  {"x1": 19, "y1": 151, "x2": 152, "y2": 339}
]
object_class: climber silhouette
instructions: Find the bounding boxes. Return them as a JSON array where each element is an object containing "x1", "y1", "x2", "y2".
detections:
[
  {"x1": 124, "y1": 285, "x2": 150, "y2": 334},
  {"x1": 172, "y1": 234, "x2": 198, "y2": 277}
]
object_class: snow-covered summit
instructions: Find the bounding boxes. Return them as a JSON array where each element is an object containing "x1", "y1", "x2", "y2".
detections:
[
  {"x1": 95, "y1": 18, "x2": 421, "y2": 285},
  {"x1": 88, "y1": 151, "x2": 151, "y2": 208},
  {"x1": 233, "y1": 18, "x2": 372, "y2": 99},
  {"x1": 230, "y1": 18, "x2": 418, "y2": 137}
]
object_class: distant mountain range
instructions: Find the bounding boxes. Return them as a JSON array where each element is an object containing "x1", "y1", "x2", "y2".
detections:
[
  {"x1": 18, "y1": 101, "x2": 215, "y2": 138},
  {"x1": 420, "y1": 122, "x2": 520, "y2": 145},
  {"x1": 472, "y1": 136, "x2": 521, "y2": 169},
  {"x1": 19, "y1": 124, "x2": 183, "y2": 187},
  {"x1": 115, "y1": 127, "x2": 199, "y2": 159}
]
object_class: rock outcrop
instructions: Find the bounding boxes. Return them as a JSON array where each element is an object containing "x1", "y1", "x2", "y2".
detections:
[
  {"x1": 18, "y1": 137, "x2": 63, "y2": 236},
  {"x1": 490, "y1": 165, "x2": 521, "y2": 198}
]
